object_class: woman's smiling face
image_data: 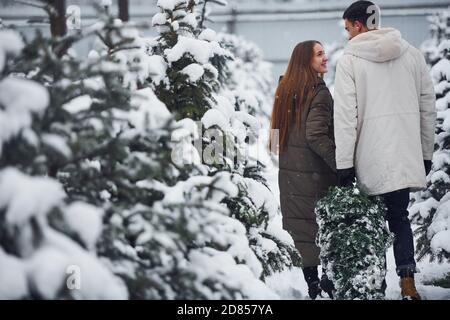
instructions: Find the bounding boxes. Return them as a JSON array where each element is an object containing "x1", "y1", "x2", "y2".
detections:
[{"x1": 311, "y1": 43, "x2": 328, "y2": 74}]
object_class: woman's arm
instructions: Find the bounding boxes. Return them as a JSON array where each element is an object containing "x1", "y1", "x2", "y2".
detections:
[{"x1": 305, "y1": 91, "x2": 337, "y2": 172}]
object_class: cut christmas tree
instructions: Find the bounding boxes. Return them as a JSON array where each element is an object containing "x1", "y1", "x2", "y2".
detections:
[{"x1": 316, "y1": 184, "x2": 393, "y2": 300}]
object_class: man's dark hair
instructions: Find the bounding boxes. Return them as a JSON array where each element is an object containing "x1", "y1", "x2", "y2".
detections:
[{"x1": 342, "y1": 1, "x2": 375, "y2": 27}]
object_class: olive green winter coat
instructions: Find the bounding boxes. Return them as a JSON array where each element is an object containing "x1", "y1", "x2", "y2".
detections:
[{"x1": 279, "y1": 78, "x2": 337, "y2": 267}]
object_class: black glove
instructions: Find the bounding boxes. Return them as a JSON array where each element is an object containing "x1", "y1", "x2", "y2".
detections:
[
  {"x1": 337, "y1": 167, "x2": 356, "y2": 187},
  {"x1": 424, "y1": 160, "x2": 432, "y2": 176}
]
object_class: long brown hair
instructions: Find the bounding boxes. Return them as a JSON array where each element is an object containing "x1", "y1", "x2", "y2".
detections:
[{"x1": 269, "y1": 40, "x2": 321, "y2": 154}]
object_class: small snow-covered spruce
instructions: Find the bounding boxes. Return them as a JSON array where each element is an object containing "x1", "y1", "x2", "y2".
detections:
[
  {"x1": 198, "y1": 3, "x2": 301, "y2": 278},
  {"x1": 316, "y1": 185, "x2": 393, "y2": 300},
  {"x1": 410, "y1": 7, "x2": 450, "y2": 262},
  {"x1": 217, "y1": 32, "x2": 274, "y2": 119},
  {"x1": 149, "y1": 0, "x2": 302, "y2": 279},
  {"x1": 420, "y1": 9, "x2": 450, "y2": 66},
  {"x1": 0, "y1": 29, "x2": 127, "y2": 300},
  {"x1": 199, "y1": 105, "x2": 302, "y2": 278}
]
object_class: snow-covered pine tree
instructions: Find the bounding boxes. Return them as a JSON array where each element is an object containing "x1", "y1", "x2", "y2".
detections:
[
  {"x1": 316, "y1": 185, "x2": 392, "y2": 300},
  {"x1": 0, "y1": 28, "x2": 128, "y2": 300},
  {"x1": 420, "y1": 9, "x2": 450, "y2": 67},
  {"x1": 410, "y1": 8, "x2": 450, "y2": 262},
  {"x1": 149, "y1": 0, "x2": 301, "y2": 279},
  {"x1": 214, "y1": 32, "x2": 302, "y2": 276},
  {"x1": 217, "y1": 32, "x2": 274, "y2": 119}
]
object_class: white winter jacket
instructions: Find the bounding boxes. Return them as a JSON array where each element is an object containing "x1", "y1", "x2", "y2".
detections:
[{"x1": 334, "y1": 27, "x2": 436, "y2": 195}]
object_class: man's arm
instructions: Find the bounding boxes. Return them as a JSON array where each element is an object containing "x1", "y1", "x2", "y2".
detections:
[
  {"x1": 418, "y1": 53, "x2": 436, "y2": 161},
  {"x1": 334, "y1": 55, "x2": 358, "y2": 170}
]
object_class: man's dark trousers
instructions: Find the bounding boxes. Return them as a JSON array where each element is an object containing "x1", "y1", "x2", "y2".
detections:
[{"x1": 377, "y1": 188, "x2": 416, "y2": 274}]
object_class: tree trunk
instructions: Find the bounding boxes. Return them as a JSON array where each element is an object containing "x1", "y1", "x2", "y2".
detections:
[
  {"x1": 118, "y1": 0, "x2": 129, "y2": 22},
  {"x1": 49, "y1": 0, "x2": 67, "y2": 37}
]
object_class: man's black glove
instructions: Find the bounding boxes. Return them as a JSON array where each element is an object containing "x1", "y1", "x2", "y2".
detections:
[
  {"x1": 337, "y1": 167, "x2": 356, "y2": 187},
  {"x1": 424, "y1": 160, "x2": 432, "y2": 176}
]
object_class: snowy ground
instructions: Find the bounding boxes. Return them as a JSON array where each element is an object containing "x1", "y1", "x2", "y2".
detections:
[{"x1": 262, "y1": 166, "x2": 450, "y2": 300}]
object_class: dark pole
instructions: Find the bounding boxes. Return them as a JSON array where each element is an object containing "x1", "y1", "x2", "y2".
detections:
[
  {"x1": 118, "y1": 0, "x2": 129, "y2": 22},
  {"x1": 49, "y1": 0, "x2": 67, "y2": 37},
  {"x1": 227, "y1": 6, "x2": 237, "y2": 34}
]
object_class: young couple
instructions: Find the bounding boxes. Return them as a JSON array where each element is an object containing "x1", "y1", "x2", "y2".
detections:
[{"x1": 270, "y1": 1, "x2": 436, "y2": 300}]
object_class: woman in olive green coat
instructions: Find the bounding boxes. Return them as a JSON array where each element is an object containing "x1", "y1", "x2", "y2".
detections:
[{"x1": 270, "y1": 41, "x2": 337, "y2": 299}]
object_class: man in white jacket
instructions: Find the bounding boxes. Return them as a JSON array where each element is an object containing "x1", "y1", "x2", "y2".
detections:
[{"x1": 334, "y1": 1, "x2": 436, "y2": 300}]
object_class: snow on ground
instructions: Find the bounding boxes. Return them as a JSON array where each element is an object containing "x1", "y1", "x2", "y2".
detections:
[
  {"x1": 385, "y1": 247, "x2": 450, "y2": 300},
  {"x1": 263, "y1": 166, "x2": 450, "y2": 300}
]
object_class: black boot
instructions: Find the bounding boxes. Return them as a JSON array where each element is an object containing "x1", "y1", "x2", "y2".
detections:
[
  {"x1": 380, "y1": 278, "x2": 387, "y2": 295},
  {"x1": 320, "y1": 269, "x2": 335, "y2": 299},
  {"x1": 307, "y1": 281, "x2": 321, "y2": 300},
  {"x1": 378, "y1": 255, "x2": 387, "y2": 296},
  {"x1": 302, "y1": 266, "x2": 322, "y2": 300}
]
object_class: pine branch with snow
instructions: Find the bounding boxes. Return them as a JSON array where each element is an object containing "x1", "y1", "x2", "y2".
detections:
[
  {"x1": 420, "y1": 9, "x2": 450, "y2": 67},
  {"x1": 196, "y1": 0, "x2": 228, "y2": 31},
  {"x1": 150, "y1": 0, "x2": 232, "y2": 120},
  {"x1": 217, "y1": 33, "x2": 274, "y2": 119}
]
